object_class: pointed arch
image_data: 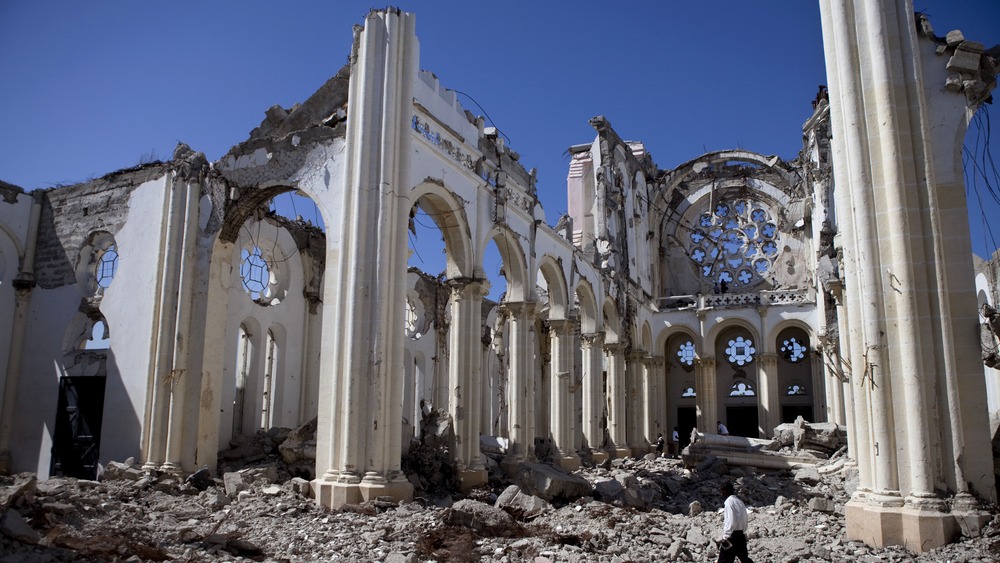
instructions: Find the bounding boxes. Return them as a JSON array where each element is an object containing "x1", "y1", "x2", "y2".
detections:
[
  {"x1": 410, "y1": 181, "x2": 475, "y2": 279},
  {"x1": 481, "y1": 224, "x2": 528, "y2": 303},
  {"x1": 574, "y1": 280, "x2": 599, "y2": 334},
  {"x1": 537, "y1": 255, "x2": 569, "y2": 320}
]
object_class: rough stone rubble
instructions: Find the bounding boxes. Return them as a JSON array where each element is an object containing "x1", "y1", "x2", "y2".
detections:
[{"x1": 2, "y1": 425, "x2": 998, "y2": 563}]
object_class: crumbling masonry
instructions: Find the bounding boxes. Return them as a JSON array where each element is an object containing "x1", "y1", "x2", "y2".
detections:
[{"x1": 0, "y1": 2, "x2": 998, "y2": 554}]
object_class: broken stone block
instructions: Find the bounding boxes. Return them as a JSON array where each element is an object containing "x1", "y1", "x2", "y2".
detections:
[
  {"x1": 100, "y1": 460, "x2": 144, "y2": 482},
  {"x1": 0, "y1": 509, "x2": 40, "y2": 544},
  {"x1": 689, "y1": 500, "x2": 703, "y2": 517},
  {"x1": 794, "y1": 467, "x2": 822, "y2": 486},
  {"x1": 593, "y1": 479, "x2": 624, "y2": 503},
  {"x1": 947, "y1": 50, "x2": 981, "y2": 74},
  {"x1": 495, "y1": 485, "x2": 550, "y2": 518},
  {"x1": 666, "y1": 539, "x2": 685, "y2": 559},
  {"x1": 809, "y1": 497, "x2": 836, "y2": 513},
  {"x1": 685, "y1": 525, "x2": 710, "y2": 547},
  {"x1": 290, "y1": 477, "x2": 311, "y2": 497},
  {"x1": 515, "y1": 462, "x2": 593, "y2": 503},
  {"x1": 223, "y1": 472, "x2": 248, "y2": 497},
  {"x1": 0, "y1": 474, "x2": 36, "y2": 510},
  {"x1": 946, "y1": 29, "x2": 966, "y2": 47},
  {"x1": 262, "y1": 485, "x2": 281, "y2": 496},
  {"x1": 444, "y1": 499, "x2": 516, "y2": 533}
]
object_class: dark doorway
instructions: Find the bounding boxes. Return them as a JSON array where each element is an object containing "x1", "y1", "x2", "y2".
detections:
[
  {"x1": 782, "y1": 405, "x2": 814, "y2": 424},
  {"x1": 676, "y1": 407, "x2": 697, "y2": 449},
  {"x1": 725, "y1": 406, "x2": 759, "y2": 438},
  {"x1": 51, "y1": 376, "x2": 106, "y2": 480}
]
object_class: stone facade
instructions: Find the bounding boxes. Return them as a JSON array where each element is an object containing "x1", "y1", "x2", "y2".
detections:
[{"x1": 0, "y1": 4, "x2": 996, "y2": 553}]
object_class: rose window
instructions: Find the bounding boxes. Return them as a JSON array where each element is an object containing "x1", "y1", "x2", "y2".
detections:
[
  {"x1": 240, "y1": 246, "x2": 272, "y2": 299},
  {"x1": 786, "y1": 383, "x2": 807, "y2": 395},
  {"x1": 725, "y1": 336, "x2": 755, "y2": 366},
  {"x1": 677, "y1": 341, "x2": 696, "y2": 367},
  {"x1": 687, "y1": 197, "x2": 780, "y2": 287},
  {"x1": 780, "y1": 337, "x2": 807, "y2": 363}
]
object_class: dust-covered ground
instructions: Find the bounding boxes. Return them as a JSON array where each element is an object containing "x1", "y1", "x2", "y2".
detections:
[{"x1": 2, "y1": 439, "x2": 999, "y2": 562}]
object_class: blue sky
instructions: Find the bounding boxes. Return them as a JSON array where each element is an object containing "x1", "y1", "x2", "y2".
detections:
[{"x1": 2, "y1": 1, "x2": 999, "y2": 283}]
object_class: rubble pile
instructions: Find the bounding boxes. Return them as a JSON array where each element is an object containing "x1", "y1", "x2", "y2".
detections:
[{"x1": 2, "y1": 451, "x2": 1000, "y2": 561}]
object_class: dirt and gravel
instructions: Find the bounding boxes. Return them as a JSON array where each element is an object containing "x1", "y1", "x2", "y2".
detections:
[{"x1": 2, "y1": 433, "x2": 999, "y2": 562}]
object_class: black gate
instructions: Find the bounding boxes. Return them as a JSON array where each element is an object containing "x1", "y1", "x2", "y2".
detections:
[{"x1": 51, "y1": 376, "x2": 106, "y2": 480}]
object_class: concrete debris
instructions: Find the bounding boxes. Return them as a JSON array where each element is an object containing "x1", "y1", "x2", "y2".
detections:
[
  {"x1": 515, "y1": 462, "x2": 593, "y2": 503},
  {"x1": 1, "y1": 451, "x2": 999, "y2": 561}
]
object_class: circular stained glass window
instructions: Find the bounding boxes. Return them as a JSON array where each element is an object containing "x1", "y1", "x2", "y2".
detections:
[
  {"x1": 677, "y1": 341, "x2": 696, "y2": 366},
  {"x1": 687, "y1": 197, "x2": 780, "y2": 287},
  {"x1": 240, "y1": 247, "x2": 271, "y2": 299},
  {"x1": 725, "y1": 336, "x2": 756, "y2": 366},
  {"x1": 780, "y1": 337, "x2": 808, "y2": 363}
]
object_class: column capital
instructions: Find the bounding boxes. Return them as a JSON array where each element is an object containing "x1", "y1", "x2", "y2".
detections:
[
  {"x1": 647, "y1": 356, "x2": 665, "y2": 368},
  {"x1": 548, "y1": 318, "x2": 578, "y2": 335},
  {"x1": 759, "y1": 352, "x2": 779, "y2": 366},
  {"x1": 627, "y1": 351, "x2": 647, "y2": 361},
  {"x1": 696, "y1": 356, "x2": 716, "y2": 368},
  {"x1": 580, "y1": 332, "x2": 605, "y2": 348},
  {"x1": 603, "y1": 342, "x2": 627, "y2": 354},
  {"x1": 500, "y1": 300, "x2": 537, "y2": 318},
  {"x1": 447, "y1": 277, "x2": 489, "y2": 298}
]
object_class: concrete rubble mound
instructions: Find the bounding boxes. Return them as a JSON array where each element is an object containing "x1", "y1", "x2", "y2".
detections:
[{"x1": 2, "y1": 446, "x2": 999, "y2": 561}]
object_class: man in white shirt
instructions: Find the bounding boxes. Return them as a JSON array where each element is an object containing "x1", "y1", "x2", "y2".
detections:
[
  {"x1": 670, "y1": 426, "x2": 680, "y2": 457},
  {"x1": 718, "y1": 481, "x2": 755, "y2": 563},
  {"x1": 717, "y1": 420, "x2": 730, "y2": 435}
]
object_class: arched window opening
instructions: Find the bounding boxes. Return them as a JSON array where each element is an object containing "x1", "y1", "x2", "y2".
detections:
[
  {"x1": 730, "y1": 380, "x2": 757, "y2": 397},
  {"x1": 786, "y1": 383, "x2": 807, "y2": 395},
  {"x1": 261, "y1": 330, "x2": 277, "y2": 430},
  {"x1": 83, "y1": 319, "x2": 111, "y2": 350},
  {"x1": 687, "y1": 196, "x2": 780, "y2": 288},
  {"x1": 681, "y1": 386, "x2": 697, "y2": 398},
  {"x1": 233, "y1": 325, "x2": 252, "y2": 437}
]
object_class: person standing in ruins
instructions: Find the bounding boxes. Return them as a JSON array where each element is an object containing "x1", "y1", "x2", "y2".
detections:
[
  {"x1": 655, "y1": 433, "x2": 665, "y2": 457},
  {"x1": 717, "y1": 481, "x2": 755, "y2": 563},
  {"x1": 670, "y1": 426, "x2": 680, "y2": 457},
  {"x1": 717, "y1": 421, "x2": 729, "y2": 435}
]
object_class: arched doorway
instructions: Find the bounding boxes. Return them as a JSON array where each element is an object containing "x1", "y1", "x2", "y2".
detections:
[{"x1": 716, "y1": 326, "x2": 760, "y2": 437}]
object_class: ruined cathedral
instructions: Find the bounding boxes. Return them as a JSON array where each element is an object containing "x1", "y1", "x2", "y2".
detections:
[{"x1": 1, "y1": 2, "x2": 999, "y2": 554}]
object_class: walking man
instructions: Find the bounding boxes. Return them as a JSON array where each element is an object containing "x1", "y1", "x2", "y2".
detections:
[{"x1": 717, "y1": 481, "x2": 755, "y2": 563}]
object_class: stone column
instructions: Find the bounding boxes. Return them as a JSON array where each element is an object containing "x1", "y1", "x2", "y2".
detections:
[
  {"x1": 580, "y1": 332, "x2": 607, "y2": 463},
  {"x1": 448, "y1": 278, "x2": 488, "y2": 489},
  {"x1": 695, "y1": 357, "x2": 717, "y2": 433},
  {"x1": 756, "y1": 353, "x2": 780, "y2": 437},
  {"x1": 821, "y1": 0, "x2": 996, "y2": 551},
  {"x1": 625, "y1": 351, "x2": 646, "y2": 454},
  {"x1": 646, "y1": 357, "x2": 665, "y2": 447},
  {"x1": 501, "y1": 301, "x2": 536, "y2": 471},
  {"x1": 314, "y1": 9, "x2": 416, "y2": 508},
  {"x1": 549, "y1": 319, "x2": 580, "y2": 470},
  {"x1": 603, "y1": 343, "x2": 630, "y2": 458}
]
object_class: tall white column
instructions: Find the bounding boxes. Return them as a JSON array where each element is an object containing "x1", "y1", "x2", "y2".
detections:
[
  {"x1": 314, "y1": 9, "x2": 416, "y2": 508},
  {"x1": 448, "y1": 278, "x2": 488, "y2": 489},
  {"x1": 821, "y1": 0, "x2": 996, "y2": 551},
  {"x1": 549, "y1": 319, "x2": 580, "y2": 470},
  {"x1": 580, "y1": 332, "x2": 607, "y2": 463},
  {"x1": 603, "y1": 343, "x2": 630, "y2": 458},
  {"x1": 695, "y1": 357, "x2": 717, "y2": 433},
  {"x1": 501, "y1": 301, "x2": 536, "y2": 471},
  {"x1": 625, "y1": 351, "x2": 645, "y2": 454},
  {"x1": 757, "y1": 353, "x2": 780, "y2": 437}
]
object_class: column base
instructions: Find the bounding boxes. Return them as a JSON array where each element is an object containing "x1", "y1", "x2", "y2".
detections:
[
  {"x1": 608, "y1": 447, "x2": 631, "y2": 459},
  {"x1": 313, "y1": 479, "x2": 362, "y2": 508},
  {"x1": 359, "y1": 478, "x2": 414, "y2": 504},
  {"x1": 500, "y1": 458, "x2": 523, "y2": 477},
  {"x1": 589, "y1": 450, "x2": 610, "y2": 465},
  {"x1": 846, "y1": 497, "x2": 958, "y2": 553},
  {"x1": 313, "y1": 477, "x2": 414, "y2": 508},
  {"x1": 457, "y1": 469, "x2": 488, "y2": 492},
  {"x1": 555, "y1": 455, "x2": 581, "y2": 472}
]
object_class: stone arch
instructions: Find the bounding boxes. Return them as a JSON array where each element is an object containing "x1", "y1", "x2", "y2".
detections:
[
  {"x1": 573, "y1": 279, "x2": 599, "y2": 334},
  {"x1": 705, "y1": 318, "x2": 761, "y2": 353},
  {"x1": 409, "y1": 182, "x2": 474, "y2": 279},
  {"x1": 640, "y1": 321, "x2": 652, "y2": 352},
  {"x1": 537, "y1": 255, "x2": 568, "y2": 320},
  {"x1": 602, "y1": 298, "x2": 621, "y2": 344},
  {"x1": 219, "y1": 185, "x2": 333, "y2": 244},
  {"x1": 481, "y1": 224, "x2": 528, "y2": 303}
]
